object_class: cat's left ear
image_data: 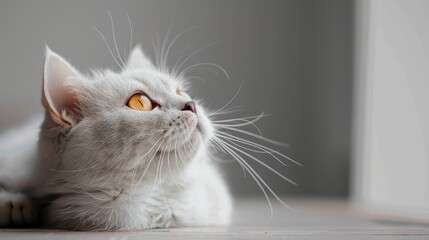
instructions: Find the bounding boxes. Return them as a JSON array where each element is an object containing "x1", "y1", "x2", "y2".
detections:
[
  {"x1": 125, "y1": 45, "x2": 155, "y2": 70},
  {"x1": 43, "y1": 47, "x2": 83, "y2": 126}
]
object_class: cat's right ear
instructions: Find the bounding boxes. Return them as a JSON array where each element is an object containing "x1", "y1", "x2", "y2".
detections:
[
  {"x1": 125, "y1": 45, "x2": 155, "y2": 71},
  {"x1": 43, "y1": 47, "x2": 83, "y2": 126}
]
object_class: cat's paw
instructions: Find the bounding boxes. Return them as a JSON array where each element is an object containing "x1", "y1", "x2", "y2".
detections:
[{"x1": 0, "y1": 191, "x2": 33, "y2": 227}]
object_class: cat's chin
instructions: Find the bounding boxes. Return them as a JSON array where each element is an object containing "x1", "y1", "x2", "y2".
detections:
[{"x1": 157, "y1": 128, "x2": 202, "y2": 155}]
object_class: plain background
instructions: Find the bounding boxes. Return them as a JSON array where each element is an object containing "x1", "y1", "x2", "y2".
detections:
[{"x1": 0, "y1": 0, "x2": 353, "y2": 197}]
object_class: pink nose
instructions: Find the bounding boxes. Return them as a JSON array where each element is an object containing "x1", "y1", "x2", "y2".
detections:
[{"x1": 182, "y1": 101, "x2": 196, "y2": 114}]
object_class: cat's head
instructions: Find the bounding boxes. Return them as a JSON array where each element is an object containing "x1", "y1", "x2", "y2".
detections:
[{"x1": 40, "y1": 46, "x2": 214, "y2": 185}]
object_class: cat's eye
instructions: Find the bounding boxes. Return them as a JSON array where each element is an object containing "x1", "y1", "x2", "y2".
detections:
[
  {"x1": 127, "y1": 93, "x2": 153, "y2": 111},
  {"x1": 177, "y1": 89, "x2": 191, "y2": 99}
]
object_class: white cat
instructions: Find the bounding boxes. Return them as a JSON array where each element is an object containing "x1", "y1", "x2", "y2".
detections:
[
  {"x1": 0, "y1": 46, "x2": 232, "y2": 230},
  {"x1": 0, "y1": 43, "x2": 296, "y2": 231}
]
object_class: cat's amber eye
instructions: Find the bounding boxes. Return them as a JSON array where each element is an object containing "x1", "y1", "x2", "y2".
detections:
[
  {"x1": 127, "y1": 93, "x2": 153, "y2": 111},
  {"x1": 176, "y1": 89, "x2": 191, "y2": 99}
]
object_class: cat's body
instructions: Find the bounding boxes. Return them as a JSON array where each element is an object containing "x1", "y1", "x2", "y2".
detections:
[
  {"x1": 0, "y1": 46, "x2": 232, "y2": 230},
  {"x1": 0, "y1": 116, "x2": 41, "y2": 226}
]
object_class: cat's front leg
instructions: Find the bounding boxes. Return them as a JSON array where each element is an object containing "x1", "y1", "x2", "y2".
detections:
[{"x1": 0, "y1": 190, "x2": 33, "y2": 227}]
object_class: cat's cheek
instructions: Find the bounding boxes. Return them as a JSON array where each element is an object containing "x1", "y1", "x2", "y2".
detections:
[{"x1": 195, "y1": 113, "x2": 214, "y2": 142}]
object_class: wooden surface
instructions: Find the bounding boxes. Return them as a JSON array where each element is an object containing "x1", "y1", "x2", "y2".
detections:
[{"x1": 1, "y1": 197, "x2": 429, "y2": 239}]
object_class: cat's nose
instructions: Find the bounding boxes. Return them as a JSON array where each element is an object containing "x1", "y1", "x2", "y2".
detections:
[{"x1": 182, "y1": 101, "x2": 197, "y2": 114}]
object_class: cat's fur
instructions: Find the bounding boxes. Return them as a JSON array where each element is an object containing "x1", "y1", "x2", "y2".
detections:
[{"x1": 0, "y1": 46, "x2": 232, "y2": 230}]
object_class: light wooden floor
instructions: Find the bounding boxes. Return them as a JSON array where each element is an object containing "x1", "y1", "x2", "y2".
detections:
[{"x1": 1, "y1": 197, "x2": 428, "y2": 239}]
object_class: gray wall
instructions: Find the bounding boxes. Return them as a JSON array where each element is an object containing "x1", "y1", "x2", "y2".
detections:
[{"x1": 0, "y1": 0, "x2": 353, "y2": 197}]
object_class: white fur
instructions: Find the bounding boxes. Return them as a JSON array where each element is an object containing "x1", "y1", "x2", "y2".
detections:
[{"x1": 0, "y1": 117, "x2": 40, "y2": 227}]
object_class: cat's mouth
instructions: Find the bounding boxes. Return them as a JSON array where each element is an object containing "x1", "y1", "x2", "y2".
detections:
[{"x1": 196, "y1": 123, "x2": 202, "y2": 133}]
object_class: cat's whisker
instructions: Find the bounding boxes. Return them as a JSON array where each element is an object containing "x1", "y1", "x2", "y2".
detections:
[
  {"x1": 94, "y1": 27, "x2": 124, "y2": 71},
  {"x1": 218, "y1": 133, "x2": 294, "y2": 170},
  {"x1": 217, "y1": 134, "x2": 282, "y2": 156},
  {"x1": 136, "y1": 137, "x2": 167, "y2": 186},
  {"x1": 214, "y1": 85, "x2": 242, "y2": 115},
  {"x1": 129, "y1": 137, "x2": 166, "y2": 197},
  {"x1": 147, "y1": 150, "x2": 163, "y2": 199},
  {"x1": 212, "y1": 137, "x2": 247, "y2": 177},
  {"x1": 216, "y1": 125, "x2": 290, "y2": 148},
  {"x1": 184, "y1": 139, "x2": 193, "y2": 162},
  {"x1": 207, "y1": 106, "x2": 242, "y2": 117},
  {"x1": 206, "y1": 139, "x2": 218, "y2": 151},
  {"x1": 107, "y1": 10, "x2": 126, "y2": 68},
  {"x1": 170, "y1": 44, "x2": 191, "y2": 76},
  {"x1": 131, "y1": 136, "x2": 165, "y2": 169},
  {"x1": 212, "y1": 111, "x2": 294, "y2": 162},
  {"x1": 127, "y1": 14, "x2": 133, "y2": 59},
  {"x1": 213, "y1": 116, "x2": 266, "y2": 137},
  {"x1": 185, "y1": 66, "x2": 220, "y2": 76},
  {"x1": 163, "y1": 27, "x2": 197, "y2": 73},
  {"x1": 123, "y1": 42, "x2": 128, "y2": 64},
  {"x1": 217, "y1": 132, "x2": 290, "y2": 171},
  {"x1": 212, "y1": 136, "x2": 274, "y2": 215},
  {"x1": 152, "y1": 35, "x2": 161, "y2": 69},
  {"x1": 173, "y1": 138, "x2": 180, "y2": 170},
  {"x1": 178, "y1": 139, "x2": 188, "y2": 168},
  {"x1": 216, "y1": 130, "x2": 282, "y2": 156},
  {"x1": 212, "y1": 113, "x2": 271, "y2": 123},
  {"x1": 176, "y1": 135, "x2": 189, "y2": 170},
  {"x1": 167, "y1": 141, "x2": 174, "y2": 178},
  {"x1": 220, "y1": 136, "x2": 296, "y2": 214},
  {"x1": 175, "y1": 137, "x2": 189, "y2": 166},
  {"x1": 158, "y1": 147, "x2": 169, "y2": 206},
  {"x1": 218, "y1": 136, "x2": 297, "y2": 185},
  {"x1": 159, "y1": 26, "x2": 174, "y2": 72},
  {"x1": 186, "y1": 76, "x2": 208, "y2": 82},
  {"x1": 216, "y1": 123, "x2": 264, "y2": 137},
  {"x1": 226, "y1": 131, "x2": 296, "y2": 165},
  {"x1": 209, "y1": 101, "x2": 302, "y2": 214},
  {"x1": 180, "y1": 62, "x2": 229, "y2": 80},
  {"x1": 172, "y1": 41, "x2": 222, "y2": 77}
]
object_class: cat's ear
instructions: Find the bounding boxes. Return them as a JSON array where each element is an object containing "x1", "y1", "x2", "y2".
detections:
[
  {"x1": 125, "y1": 45, "x2": 155, "y2": 70},
  {"x1": 43, "y1": 47, "x2": 83, "y2": 126}
]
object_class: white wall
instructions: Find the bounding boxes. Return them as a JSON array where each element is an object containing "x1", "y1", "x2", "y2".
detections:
[{"x1": 353, "y1": 0, "x2": 429, "y2": 221}]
